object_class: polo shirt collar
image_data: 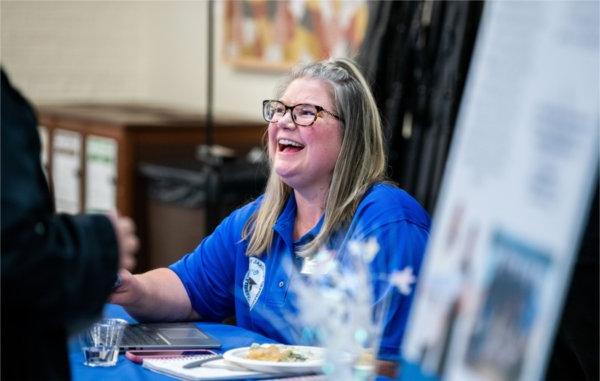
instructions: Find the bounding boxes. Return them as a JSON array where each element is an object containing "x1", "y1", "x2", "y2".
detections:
[
  {"x1": 274, "y1": 194, "x2": 296, "y2": 231},
  {"x1": 273, "y1": 194, "x2": 325, "y2": 247}
]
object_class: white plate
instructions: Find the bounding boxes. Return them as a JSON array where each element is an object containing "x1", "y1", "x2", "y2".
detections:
[{"x1": 222, "y1": 345, "x2": 324, "y2": 375}]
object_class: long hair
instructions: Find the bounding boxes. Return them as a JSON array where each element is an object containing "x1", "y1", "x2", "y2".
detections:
[{"x1": 243, "y1": 58, "x2": 386, "y2": 257}]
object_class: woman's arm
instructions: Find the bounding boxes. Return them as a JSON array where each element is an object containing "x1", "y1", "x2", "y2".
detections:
[{"x1": 109, "y1": 268, "x2": 200, "y2": 322}]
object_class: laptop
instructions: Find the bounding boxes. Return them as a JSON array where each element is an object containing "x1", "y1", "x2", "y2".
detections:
[{"x1": 120, "y1": 322, "x2": 221, "y2": 351}]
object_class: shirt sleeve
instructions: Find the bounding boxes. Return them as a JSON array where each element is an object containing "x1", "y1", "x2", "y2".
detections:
[
  {"x1": 364, "y1": 219, "x2": 430, "y2": 361},
  {"x1": 1, "y1": 213, "x2": 119, "y2": 333},
  {"x1": 169, "y1": 212, "x2": 241, "y2": 321},
  {"x1": 372, "y1": 221, "x2": 429, "y2": 360}
]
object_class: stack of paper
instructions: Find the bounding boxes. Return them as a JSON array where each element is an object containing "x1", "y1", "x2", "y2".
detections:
[{"x1": 142, "y1": 356, "x2": 270, "y2": 380}]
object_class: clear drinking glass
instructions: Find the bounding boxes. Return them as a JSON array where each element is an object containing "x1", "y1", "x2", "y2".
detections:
[{"x1": 80, "y1": 318, "x2": 127, "y2": 367}]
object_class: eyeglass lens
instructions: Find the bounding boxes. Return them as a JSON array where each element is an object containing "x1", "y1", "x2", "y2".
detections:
[{"x1": 263, "y1": 101, "x2": 318, "y2": 126}]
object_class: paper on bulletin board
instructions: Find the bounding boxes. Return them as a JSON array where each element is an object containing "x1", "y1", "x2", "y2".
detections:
[
  {"x1": 52, "y1": 129, "x2": 82, "y2": 214},
  {"x1": 85, "y1": 135, "x2": 118, "y2": 213},
  {"x1": 401, "y1": 2, "x2": 598, "y2": 381},
  {"x1": 38, "y1": 125, "x2": 49, "y2": 181}
]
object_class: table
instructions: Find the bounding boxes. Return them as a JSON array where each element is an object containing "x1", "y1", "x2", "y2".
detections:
[
  {"x1": 70, "y1": 304, "x2": 277, "y2": 381},
  {"x1": 70, "y1": 305, "x2": 394, "y2": 381}
]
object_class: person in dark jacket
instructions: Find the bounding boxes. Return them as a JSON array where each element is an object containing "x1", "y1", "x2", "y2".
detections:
[{"x1": 1, "y1": 68, "x2": 139, "y2": 380}]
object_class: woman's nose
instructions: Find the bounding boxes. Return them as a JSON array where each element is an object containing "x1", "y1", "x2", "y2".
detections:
[{"x1": 277, "y1": 111, "x2": 296, "y2": 129}]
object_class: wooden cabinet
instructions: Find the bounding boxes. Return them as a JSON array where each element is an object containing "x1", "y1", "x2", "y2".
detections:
[
  {"x1": 38, "y1": 103, "x2": 264, "y2": 215},
  {"x1": 37, "y1": 103, "x2": 265, "y2": 270}
]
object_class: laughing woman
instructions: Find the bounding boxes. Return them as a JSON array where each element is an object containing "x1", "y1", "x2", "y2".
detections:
[{"x1": 111, "y1": 58, "x2": 430, "y2": 376}]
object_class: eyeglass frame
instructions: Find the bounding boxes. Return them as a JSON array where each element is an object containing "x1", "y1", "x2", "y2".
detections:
[{"x1": 262, "y1": 99, "x2": 343, "y2": 127}]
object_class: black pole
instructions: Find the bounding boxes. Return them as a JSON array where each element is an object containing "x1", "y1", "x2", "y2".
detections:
[
  {"x1": 205, "y1": 0, "x2": 219, "y2": 234},
  {"x1": 206, "y1": 0, "x2": 214, "y2": 149}
]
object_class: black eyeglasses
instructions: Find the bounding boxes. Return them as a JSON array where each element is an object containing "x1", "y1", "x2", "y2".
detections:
[{"x1": 262, "y1": 100, "x2": 342, "y2": 127}]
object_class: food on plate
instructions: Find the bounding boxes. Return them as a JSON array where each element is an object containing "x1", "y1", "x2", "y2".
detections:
[
  {"x1": 245, "y1": 344, "x2": 311, "y2": 362},
  {"x1": 355, "y1": 349, "x2": 374, "y2": 367}
]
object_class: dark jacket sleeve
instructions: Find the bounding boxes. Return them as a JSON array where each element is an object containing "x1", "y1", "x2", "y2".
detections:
[{"x1": 1, "y1": 69, "x2": 119, "y2": 334}]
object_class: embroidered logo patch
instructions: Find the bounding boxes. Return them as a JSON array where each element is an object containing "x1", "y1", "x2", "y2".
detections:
[{"x1": 243, "y1": 257, "x2": 266, "y2": 310}]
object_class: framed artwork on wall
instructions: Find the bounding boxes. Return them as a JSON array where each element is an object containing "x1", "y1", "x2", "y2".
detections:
[{"x1": 223, "y1": 0, "x2": 368, "y2": 71}]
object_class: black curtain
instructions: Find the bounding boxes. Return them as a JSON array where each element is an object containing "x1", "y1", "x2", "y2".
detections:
[{"x1": 358, "y1": 0, "x2": 484, "y2": 214}]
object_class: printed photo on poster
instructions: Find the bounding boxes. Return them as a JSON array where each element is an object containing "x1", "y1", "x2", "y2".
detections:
[
  {"x1": 223, "y1": 0, "x2": 368, "y2": 71},
  {"x1": 464, "y1": 231, "x2": 551, "y2": 381}
]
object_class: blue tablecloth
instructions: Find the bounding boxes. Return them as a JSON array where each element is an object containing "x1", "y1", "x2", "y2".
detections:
[
  {"x1": 70, "y1": 304, "x2": 395, "y2": 381},
  {"x1": 70, "y1": 304, "x2": 277, "y2": 381}
]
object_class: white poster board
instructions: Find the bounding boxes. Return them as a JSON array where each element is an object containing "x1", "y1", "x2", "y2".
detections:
[
  {"x1": 401, "y1": 2, "x2": 598, "y2": 381},
  {"x1": 85, "y1": 135, "x2": 118, "y2": 213},
  {"x1": 52, "y1": 129, "x2": 82, "y2": 214}
]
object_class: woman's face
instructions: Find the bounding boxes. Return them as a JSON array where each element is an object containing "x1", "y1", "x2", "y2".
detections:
[{"x1": 268, "y1": 77, "x2": 343, "y2": 193}]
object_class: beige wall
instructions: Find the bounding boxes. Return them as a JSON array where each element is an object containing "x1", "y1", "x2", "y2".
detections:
[{"x1": 0, "y1": 0, "x2": 278, "y2": 121}]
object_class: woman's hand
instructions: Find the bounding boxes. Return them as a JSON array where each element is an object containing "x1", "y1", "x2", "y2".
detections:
[
  {"x1": 108, "y1": 268, "x2": 198, "y2": 322},
  {"x1": 109, "y1": 269, "x2": 144, "y2": 307}
]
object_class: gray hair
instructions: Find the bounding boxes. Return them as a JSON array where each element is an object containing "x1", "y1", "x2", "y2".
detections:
[{"x1": 243, "y1": 58, "x2": 386, "y2": 257}]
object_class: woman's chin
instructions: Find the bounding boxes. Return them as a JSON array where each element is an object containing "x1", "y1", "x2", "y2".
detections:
[
  {"x1": 275, "y1": 170, "x2": 296, "y2": 184},
  {"x1": 275, "y1": 167, "x2": 301, "y2": 188}
]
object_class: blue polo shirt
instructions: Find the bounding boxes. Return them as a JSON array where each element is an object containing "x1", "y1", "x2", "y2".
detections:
[{"x1": 170, "y1": 183, "x2": 430, "y2": 360}]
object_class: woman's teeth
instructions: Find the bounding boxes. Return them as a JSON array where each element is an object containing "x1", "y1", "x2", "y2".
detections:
[
  {"x1": 278, "y1": 138, "x2": 304, "y2": 147},
  {"x1": 278, "y1": 138, "x2": 305, "y2": 152}
]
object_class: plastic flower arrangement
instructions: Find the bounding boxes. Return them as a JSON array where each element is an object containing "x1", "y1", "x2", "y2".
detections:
[{"x1": 284, "y1": 237, "x2": 416, "y2": 380}]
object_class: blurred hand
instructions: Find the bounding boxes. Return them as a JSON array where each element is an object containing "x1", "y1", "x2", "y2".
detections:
[{"x1": 107, "y1": 212, "x2": 138, "y2": 271}]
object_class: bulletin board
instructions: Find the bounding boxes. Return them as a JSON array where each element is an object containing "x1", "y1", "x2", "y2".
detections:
[{"x1": 223, "y1": 0, "x2": 368, "y2": 71}]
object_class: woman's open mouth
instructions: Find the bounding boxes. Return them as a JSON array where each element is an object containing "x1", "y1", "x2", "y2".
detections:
[{"x1": 278, "y1": 138, "x2": 305, "y2": 153}]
